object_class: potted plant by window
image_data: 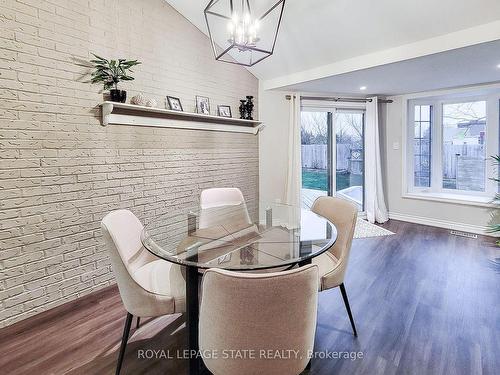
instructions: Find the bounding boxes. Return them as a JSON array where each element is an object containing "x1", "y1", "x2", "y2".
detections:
[
  {"x1": 488, "y1": 154, "x2": 500, "y2": 244},
  {"x1": 90, "y1": 53, "x2": 141, "y2": 103}
]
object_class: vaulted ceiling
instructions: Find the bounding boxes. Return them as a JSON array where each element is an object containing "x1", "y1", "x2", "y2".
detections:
[{"x1": 166, "y1": 0, "x2": 500, "y2": 94}]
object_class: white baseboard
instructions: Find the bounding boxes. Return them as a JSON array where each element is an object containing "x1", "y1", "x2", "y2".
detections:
[{"x1": 388, "y1": 212, "x2": 494, "y2": 236}]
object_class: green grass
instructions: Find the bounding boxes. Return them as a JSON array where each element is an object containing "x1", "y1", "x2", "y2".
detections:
[{"x1": 302, "y1": 169, "x2": 363, "y2": 191}]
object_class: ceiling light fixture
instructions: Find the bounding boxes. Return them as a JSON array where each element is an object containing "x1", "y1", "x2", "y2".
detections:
[
  {"x1": 497, "y1": 63, "x2": 500, "y2": 69},
  {"x1": 360, "y1": 86, "x2": 367, "y2": 91},
  {"x1": 204, "y1": 0, "x2": 286, "y2": 67}
]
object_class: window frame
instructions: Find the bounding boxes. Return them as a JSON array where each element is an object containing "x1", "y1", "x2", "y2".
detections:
[
  {"x1": 408, "y1": 102, "x2": 433, "y2": 190},
  {"x1": 403, "y1": 90, "x2": 500, "y2": 204}
]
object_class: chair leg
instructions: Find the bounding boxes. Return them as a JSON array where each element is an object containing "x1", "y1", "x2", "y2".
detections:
[
  {"x1": 339, "y1": 283, "x2": 358, "y2": 337},
  {"x1": 305, "y1": 359, "x2": 312, "y2": 370},
  {"x1": 136, "y1": 317, "x2": 140, "y2": 330},
  {"x1": 116, "y1": 312, "x2": 133, "y2": 375}
]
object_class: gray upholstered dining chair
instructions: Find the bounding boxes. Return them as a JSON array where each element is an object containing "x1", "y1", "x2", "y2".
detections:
[
  {"x1": 199, "y1": 265, "x2": 319, "y2": 375},
  {"x1": 101, "y1": 209, "x2": 186, "y2": 375},
  {"x1": 311, "y1": 196, "x2": 359, "y2": 336}
]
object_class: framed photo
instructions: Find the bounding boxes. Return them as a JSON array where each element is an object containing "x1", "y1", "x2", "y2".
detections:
[
  {"x1": 218, "y1": 105, "x2": 232, "y2": 118},
  {"x1": 195, "y1": 96, "x2": 210, "y2": 115},
  {"x1": 166, "y1": 96, "x2": 183, "y2": 111}
]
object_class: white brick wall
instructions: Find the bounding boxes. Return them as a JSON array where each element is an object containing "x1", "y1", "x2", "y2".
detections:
[{"x1": 0, "y1": 0, "x2": 259, "y2": 327}]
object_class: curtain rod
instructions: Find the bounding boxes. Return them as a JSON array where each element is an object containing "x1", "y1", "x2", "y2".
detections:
[{"x1": 285, "y1": 95, "x2": 393, "y2": 104}]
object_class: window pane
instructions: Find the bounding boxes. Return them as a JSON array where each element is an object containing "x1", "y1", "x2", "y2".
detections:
[
  {"x1": 301, "y1": 112, "x2": 329, "y2": 208},
  {"x1": 414, "y1": 123, "x2": 421, "y2": 138},
  {"x1": 442, "y1": 101, "x2": 486, "y2": 192},
  {"x1": 420, "y1": 122, "x2": 430, "y2": 136},
  {"x1": 413, "y1": 105, "x2": 432, "y2": 187},
  {"x1": 420, "y1": 105, "x2": 431, "y2": 121},
  {"x1": 335, "y1": 112, "x2": 364, "y2": 211}
]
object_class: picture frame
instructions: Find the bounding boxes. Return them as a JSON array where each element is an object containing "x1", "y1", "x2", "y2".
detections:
[
  {"x1": 166, "y1": 96, "x2": 183, "y2": 111},
  {"x1": 217, "y1": 105, "x2": 232, "y2": 118},
  {"x1": 195, "y1": 96, "x2": 210, "y2": 115}
]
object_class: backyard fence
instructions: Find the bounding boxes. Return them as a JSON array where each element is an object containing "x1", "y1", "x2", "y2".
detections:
[
  {"x1": 302, "y1": 143, "x2": 485, "y2": 184},
  {"x1": 302, "y1": 144, "x2": 328, "y2": 169},
  {"x1": 301, "y1": 144, "x2": 361, "y2": 173},
  {"x1": 442, "y1": 144, "x2": 485, "y2": 179}
]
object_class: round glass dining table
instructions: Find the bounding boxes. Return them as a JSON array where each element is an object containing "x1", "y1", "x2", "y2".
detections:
[{"x1": 141, "y1": 203, "x2": 337, "y2": 375}]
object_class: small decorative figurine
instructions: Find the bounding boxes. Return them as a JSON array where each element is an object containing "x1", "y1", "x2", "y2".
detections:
[
  {"x1": 239, "y1": 99, "x2": 247, "y2": 119},
  {"x1": 245, "y1": 95, "x2": 254, "y2": 120}
]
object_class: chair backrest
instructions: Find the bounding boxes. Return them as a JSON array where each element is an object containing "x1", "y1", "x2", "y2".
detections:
[
  {"x1": 199, "y1": 188, "x2": 251, "y2": 229},
  {"x1": 101, "y1": 209, "x2": 166, "y2": 315},
  {"x1": 199, "y1": 265, "x2": 319, "y2": 375},
  {"x1": 311, "y1": 196, "x2": 357, "y2": 280}
]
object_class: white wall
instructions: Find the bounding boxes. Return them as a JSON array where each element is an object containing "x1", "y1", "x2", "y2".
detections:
[
  {"x1": 258, "y1": 86, "x2": 290, "y2": 220},
  {"x1": 383, "y1": 95, "x2": 492, "y2": 233}
]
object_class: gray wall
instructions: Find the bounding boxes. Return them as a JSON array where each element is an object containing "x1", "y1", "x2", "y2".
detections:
[{"x1": 0, "y1": 0, "x2": 258, "y2": 327}]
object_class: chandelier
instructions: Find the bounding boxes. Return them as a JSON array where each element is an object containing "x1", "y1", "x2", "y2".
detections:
[{"x1": 204, "y1": 0, "x2": 286, "y2": 67}]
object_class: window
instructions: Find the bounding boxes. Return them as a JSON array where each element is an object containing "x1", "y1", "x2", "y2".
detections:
[
  {"x1": 334, "y1": 112, "x2": 364, "y2": 210},
  {"x1": 441, "y1": 101, "x2": 486, "y2": 192},
  {"x1": 413, "y1": 105, "x2": 432, "y2": 187},
  {"x1": 406, "y1": 90, "x2": 499, "y2": 203}
]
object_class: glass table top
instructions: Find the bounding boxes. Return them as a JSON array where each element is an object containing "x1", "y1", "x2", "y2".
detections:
[{"x1": 141, "y1": 203, "x2": 337, "y2": 270}]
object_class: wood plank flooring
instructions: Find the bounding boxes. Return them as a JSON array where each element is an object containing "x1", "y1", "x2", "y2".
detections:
[{"x1": 1, "y1": 220, "x2": 499, "y2": 375}]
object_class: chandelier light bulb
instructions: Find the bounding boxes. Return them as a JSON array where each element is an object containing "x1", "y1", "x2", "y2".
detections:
[{"x1": 227, "y1": 9, "x2": 259, "y2": 48}]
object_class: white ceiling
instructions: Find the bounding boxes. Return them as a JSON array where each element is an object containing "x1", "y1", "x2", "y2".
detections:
[
  {"x1": 282, "y1": 40, "x2": 500, "y2": 96},
  {"x1": 166, "y1": 0, "x2": 500, "y2": 94}
]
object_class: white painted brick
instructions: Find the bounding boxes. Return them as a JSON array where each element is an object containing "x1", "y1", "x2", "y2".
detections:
[
  {"x1": 0, "y1": 285, "x2": 24, "y2": 301},
  {"x1": 22, "y1": 238, "x2": 62, "y2": 253},
  {"x1": 24, "y1": 273, "x2": 64, "y2": 291},
  {"x1": 24, "y1": 255, "x2": 63, "y2": 273},
  {"x1": 3, "y1": 251, "x2": 44, "y2": 269},
  {"x1": 0, "y1": 247, "x2": 22, "y2": 261},
  {"x1": 4, "y1": 288, "x2": 45, "y2": 308},
  {"x1": 0, "y1": 0, "x2": 258, "y2": 328},
  {"x1": 5, "y1": 269, "x2": 46, "y2": 289},
  {"x1": 2, "y1": 265, "x2": 25, "y2": 279},
  {"x1": 22, "y1": 291, "x2": 62, "y2": 310}
]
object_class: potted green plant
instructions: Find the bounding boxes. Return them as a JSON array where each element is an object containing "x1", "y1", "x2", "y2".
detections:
[
  {"x1": 488, "y1": 154, "x2": 500, "y2": 244},
  {"x1": 90, "y1": 53, "x2": 141, "y2": 103}
]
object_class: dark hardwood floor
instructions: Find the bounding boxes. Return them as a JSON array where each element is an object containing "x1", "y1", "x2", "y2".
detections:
[{"x1": 1, "y1": 220, "x2": 499, "y2": 375}]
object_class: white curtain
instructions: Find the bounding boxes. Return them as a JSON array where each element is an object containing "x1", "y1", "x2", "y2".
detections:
[
  {"x1": 365, "y1": 96, "x2": 389, "y2": 223},
  {"x1": 284, "y1": 94, "x2": 302, "y2": 210}
]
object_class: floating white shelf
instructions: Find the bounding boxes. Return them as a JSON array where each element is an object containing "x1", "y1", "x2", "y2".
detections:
[{"x1": 100, "y1": 102, "x2": 263, "y2": 135}]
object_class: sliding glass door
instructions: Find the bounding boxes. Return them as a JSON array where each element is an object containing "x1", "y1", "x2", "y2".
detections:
[
  {"x1": 301, "y1": 112, "x2": 331, "y2": 208},
  {"x1": 301, "y1": 110, "x2": 364, "y2": 211},
  {"x1": 334, "y1": 111, "x2": 364, "y2": 211}
]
